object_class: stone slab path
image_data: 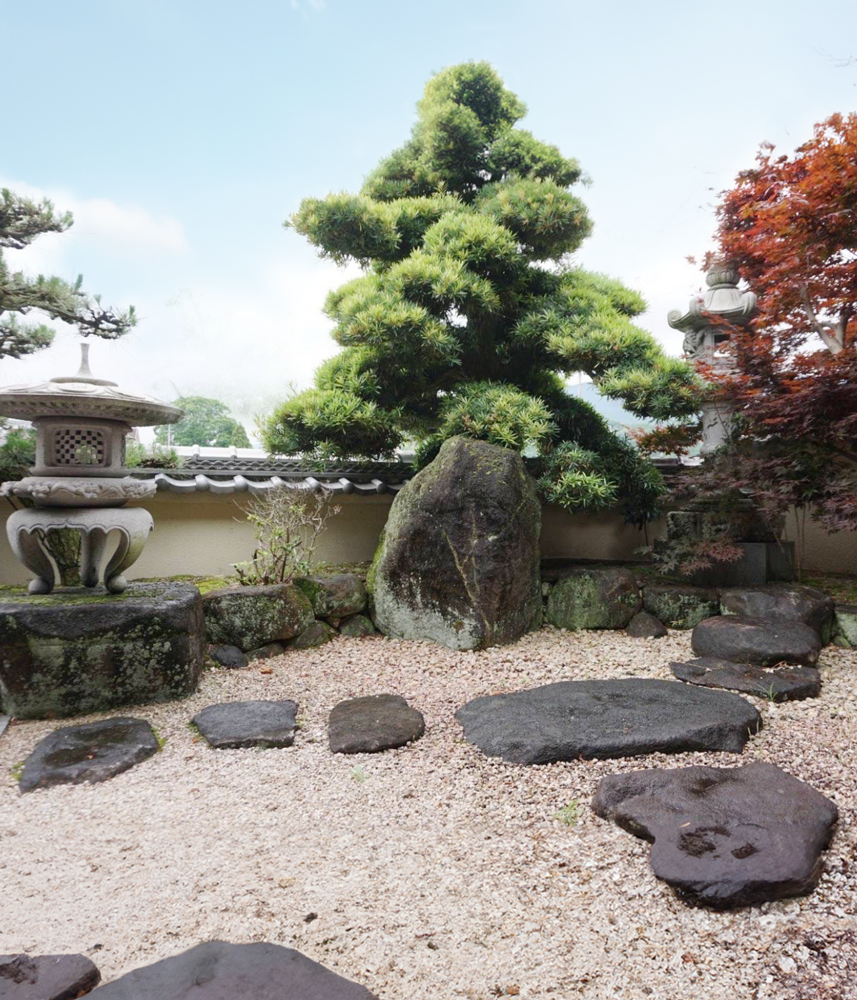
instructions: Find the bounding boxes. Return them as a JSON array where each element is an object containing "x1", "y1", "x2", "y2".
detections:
[
  {"x1": 328, "y1": 694, "x2": 425, "y2": 754},
  {"x1": 671, "y1": 657, "x2": 822, "y2": 701},
  {"x1": 192, "y1": 701, "x2": 298, "y2": 749},
  {"x1": 0, "y1": 953, "x2": 101, "y2": 1000}
]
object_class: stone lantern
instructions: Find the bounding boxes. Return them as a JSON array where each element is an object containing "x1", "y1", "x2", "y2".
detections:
[
  {"x1": 668, "y1": 260, "x2": 757, "y2": 456},
  {"x1": 0, "y1": 343, "x2": 182, "y2": 593}
]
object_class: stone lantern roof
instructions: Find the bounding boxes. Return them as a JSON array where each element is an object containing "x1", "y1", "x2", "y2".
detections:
[
  {"x1": 668, "y1": 261, "x2": 757, "y2": 362},
  {"x1": 0, "y1": 342, "x2": 182, "y2": 426}
]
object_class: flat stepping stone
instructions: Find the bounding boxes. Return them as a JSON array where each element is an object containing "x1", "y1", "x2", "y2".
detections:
[
  {"x1": 671, "y1": 657, "x2": 821, "y2": 701},
  {"x1": 455, "y1": 678, "x2": 761, "y2": 764},
  {"x1": 192, "y1": 700, "x2": 298, "y2": 749},
  {"x1": 692, "y1": 615, "x2": 821, "y2": 667},
  {"x1": 329, "y1": 694, "x2": 425, "y2": 753},
  {"x1": 720, "y1": 584, "x2": 834, "y2": 639},
  {"x1": 89, "y1": 940, "x2": 379, "y2": 998},
  {"x1": 626, "y1": 611, "x2": 668, "y2": 638},
  {"x1": 592, "y1": 761, "x2": 838, "y2": 909},
  {"x1": 1, "y1": 953, "x2": 101, "y2": 1000},
  {"x1": 19, "y1": 718, "x2": 159, "y2": 794}
]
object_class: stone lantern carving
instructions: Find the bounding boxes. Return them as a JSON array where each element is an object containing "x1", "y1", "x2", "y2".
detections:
[
  {"x1": 668, "y1": 261, "x2": 757, "y2": 456},
  {"x1": 0, "y1": 343, "x2": 182, "y2": 593}
]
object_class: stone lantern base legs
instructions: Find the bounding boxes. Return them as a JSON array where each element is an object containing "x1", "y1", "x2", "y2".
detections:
[{"x1": 7, "y1": 507, "x2": 153, "y2": 594}]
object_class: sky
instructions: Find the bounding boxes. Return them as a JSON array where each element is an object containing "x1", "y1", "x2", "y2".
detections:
[{"x1": 2, "y1": 0, "x2": 856, "y2": 442}]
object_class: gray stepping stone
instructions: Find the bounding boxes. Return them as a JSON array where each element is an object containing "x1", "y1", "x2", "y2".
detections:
[
  {"x1": 626, "y1": 611, "x2": 668, "y2": 638},
  {"x1": 455, "y1": 678, "x2": 761, "y2": 764},
  {"x1": 192, "y1": 700, "x2": 298, "y2": 749},
  {"x1": 720, "y1": 584, "x2": 834, "y2": 639},
  {"x1": 692, "y1": 615, "x2": 821, "y2": 667},
  {"x1": 592, "y1": 761, "x2": 838, "y2": 908},
  {"x1": 89, "y1": 940, "x2": 379, "y2": 998},
  {"x1": 209, "y1": 644, "x2": 248, "y2": 669},
  {"x1": 19, "y1": 718, "x2": 159, "y2": 794},
  {"x1": 329, "y1": 694, "x2": 425, "y2": 754},
  {"x1": 0, "y1": 953, "x2": 101, "y2": 1000},
  {"x1": 671, "y1": 656, "x2": 821, "y2": 701}
]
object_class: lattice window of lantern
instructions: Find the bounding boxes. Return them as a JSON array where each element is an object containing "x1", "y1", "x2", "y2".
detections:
[{"x1": 52, "y1": 428, "x2": 107, "y2": 466}]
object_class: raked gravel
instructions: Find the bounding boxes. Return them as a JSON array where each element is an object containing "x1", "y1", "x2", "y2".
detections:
[{"x1": 1, "y1": 625, "x2": 856, "y2": 1000}]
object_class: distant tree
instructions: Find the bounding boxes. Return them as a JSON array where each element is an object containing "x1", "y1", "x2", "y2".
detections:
[
  {"x1": 155, "y1": 396, "x2": 251, "y2": 448},
  {"x1": 0, "y1": 187, "x2": 136, "y2": 361},
  {"x1": 263, "y1": 62, "x2": 700, "y2": 525}
]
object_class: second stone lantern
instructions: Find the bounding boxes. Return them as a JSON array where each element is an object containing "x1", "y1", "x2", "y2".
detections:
[
  {"x1": 0, "y1": 343, "x2": 182, "y2": 593},
  {"x1": 668, "y1": 260, "x2": 757, "y2": 456}
]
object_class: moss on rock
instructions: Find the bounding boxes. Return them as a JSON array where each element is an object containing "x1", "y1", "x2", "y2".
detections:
[
  {"x1": 546, "y1": 567, "x2": 641, "y2": 630},
  {"x1": 642, "y1": 584, "x2": 720, "y2": 630},
  {"x1": 202, "y1": 584, "x2": 314, "y2": 652}
]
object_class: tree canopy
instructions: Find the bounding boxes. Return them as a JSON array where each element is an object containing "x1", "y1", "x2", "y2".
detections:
[
  {"x1": 0, "y1": 187, "x2": 136, "y2": 361},
  {"x1": 155, "y1": 395, "x2": 251, "y2": 448},
  {"x1": 263, "y1": 62, "x2": 701, "y2": 523}
]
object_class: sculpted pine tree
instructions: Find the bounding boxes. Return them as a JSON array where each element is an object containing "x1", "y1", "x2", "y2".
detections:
[
  {"x1": 0, "y1": 187, "x2": 136, "y2": 361},
  {"x1": 264, "y1": 62, "x2": 700, "y2": 524}
]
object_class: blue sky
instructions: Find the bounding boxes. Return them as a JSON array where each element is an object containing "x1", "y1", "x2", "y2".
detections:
[{"x1": 2, "y1": 0, "x2": 856, "y2": 439}]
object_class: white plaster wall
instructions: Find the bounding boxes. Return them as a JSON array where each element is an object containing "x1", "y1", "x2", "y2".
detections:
[{"x1": 1, "y1": 493, "x2": 854, "y2": 586}]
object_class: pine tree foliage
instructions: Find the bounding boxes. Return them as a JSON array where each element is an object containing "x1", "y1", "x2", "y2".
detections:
[
  {"x1": 264, "y1": 63, "x2": 701, "y2": 523},
  {"x1": 0, "y1": 188, "x2": 136, "y2": 361}
]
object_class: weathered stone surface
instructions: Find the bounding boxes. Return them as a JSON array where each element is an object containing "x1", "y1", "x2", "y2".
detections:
[
  {"x1": 832, "y1": 604, "x2": 857, "y2": 648},
  {"x1": 671, "y1": 657, "x2": 822, "y2": 701},
  {"x1": 692, "y1": 615, "x2": 822, "y2": 667},
  {"x1": 0, "y1": 953, "x2": 101, "y2": 1000},
  {"x1": 592, "y1": 762, "x2": 838, "y2": 908},
  {"x1": 456, "y1": 678, "x2": 761, "y2": 764},
  {"x1": 642, "y1": 584, "x2": 720, "y2": 630},
  {"x1": 294, "y1": 573, "x2": 367, "y2": 618},
  {"x1": 209, "y1": 644, "x2": 248, "y2": 669},
  {"x1": 247, "y1": 641, "x2": 286, "y2": 661},
  {"x1": 329, "y1": 694, "x2": 425, "y2": 753},
  {"x1": 192, "y1": 700, "x2": 298, "y2": 749},
  {"x1": 626, "y1": 611, "x2": 668, "y2": 638},
  {"x1": 369, "y1": 436, "x2": 542, "y2": 651},
  {"x1": 89, "y1": 941, "x2": 380, "y2": 998},
  {"x1": 338, "y1": 614, "x2": 376, "y2": 637},
  {"x1": 288, "y1": 621, "x2": 337, "y2": 650},
  {"x1": 19, "y1": 717, "x2": 159, "y2": 793},
  {"x1": 202, "y1": 583, "x2": 313, "y2": 652},
  {"x1": 0, "y1": 583, "x2": 203, "y2": 720},
  {"x1": 720, "y1": 584, "x2": 835, "y2": 641},
  {"x1": 546, "y1": 566, "x2": 641, "y2": 630}
]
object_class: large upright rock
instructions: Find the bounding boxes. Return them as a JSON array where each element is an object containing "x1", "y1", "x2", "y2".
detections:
[{"x1": 369, "y1": 436, "x2": 542, "y2": 650}]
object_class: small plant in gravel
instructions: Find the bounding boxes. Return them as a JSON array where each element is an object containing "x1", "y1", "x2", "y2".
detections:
[
  {"x1": 554, "y1": 799, "x2": 580, "y2": 825},
  {"x1": 151, "y1": 727, "x2": 167, "y2": 750},
  {"x1": 10, "y1": 760, "x2": 24, "y2": 782},
  {"x1": 350, "y1": 765, "x2": 367, "y2": 783}
]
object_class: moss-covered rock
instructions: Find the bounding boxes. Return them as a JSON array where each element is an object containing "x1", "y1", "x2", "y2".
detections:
[
  {"x1": 293, "y1": 573, "x2": 367, "y2": 617},
  {"x1": 0, "y1": 583, "x2": 203, "y2": 720},
  {"x1": 370, "y1": 436, "x2": 542, "y2": 650},
  {"x1": 642, "y1": 584, "x2": 720, "y2": 630},
  {"x1": 339, "y1": 614, "x2": 376, "y2": 637},
  {"x1": 546, "y1": 566, "x2": 641, "y2": 630},
  {"x1": 288, "y1": 621, "x2": 337, "y2": 650},
  {"x1": 832, "y1": 604, "x2": 857, "y2": 648},
  {"x1": 202, "y1": 584, "x2": 313, "y2": 652}
]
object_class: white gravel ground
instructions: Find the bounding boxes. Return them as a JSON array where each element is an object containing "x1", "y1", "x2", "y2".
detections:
[{"x1": 1, "y1": 626, "x2": 856, "y2": 1000}]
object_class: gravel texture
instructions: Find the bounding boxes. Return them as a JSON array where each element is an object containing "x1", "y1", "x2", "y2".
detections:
[{"x1": 1, "y1": 625, "x2": 856, "y2": 1000}]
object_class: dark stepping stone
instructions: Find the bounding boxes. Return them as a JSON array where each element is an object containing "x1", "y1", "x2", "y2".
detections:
[
  {"x1": 692, "y1": 615, "x2": 821, "y2": 667},
  {"x1": 455, "y1": 678, "x2": 761, "y2": 764},
  {"x1": 88, "y1": 940, "x2": 380, "y2": 998},
  {"x1": 329, "y1": 694, "x2": 425, "y2": 753},
  {"x1": 209, "y1": 644, "x2": 248, "y2": 669},
  {"x1": 592, "y1": 761, "x2": 838, "y2": 909},
  {"x1": 192, "y1": 700, "x2": 298, "y2": 749},
  {"x1": 338, "y1": 614, "x2": 376, "y2": 637},
  {"x1": 626, "y1": 611, "x2": 668, "y2": 638},
  {"x1": 247, "y1": 642, "x2": 286, "y2": 661},
  {"x1": 720, "y1": 584, "x2": 834, "y2": 640},
  {"x1": 0, "y1": 953, "x2": 100, "y2": 1000},
  {"x1": 19, "y1": 718, "x2": 159, "y2": 794},
  {"x1": 671, "y1": 657, "x2": 821, "y2": 701}
]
